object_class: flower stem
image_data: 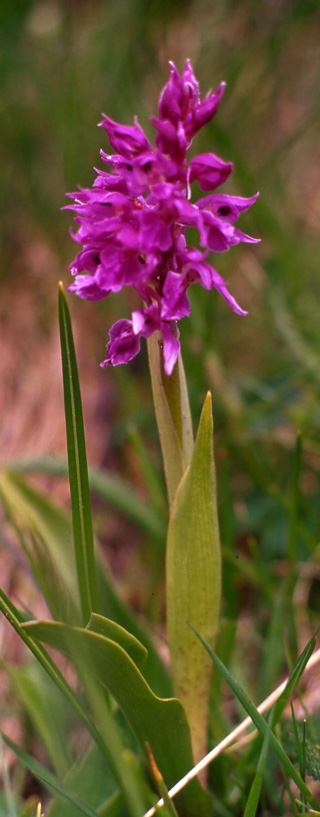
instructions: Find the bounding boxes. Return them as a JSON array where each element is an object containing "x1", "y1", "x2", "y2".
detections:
[{"x1": 147, "y1": 332, "x2": 193, "y2": 509}]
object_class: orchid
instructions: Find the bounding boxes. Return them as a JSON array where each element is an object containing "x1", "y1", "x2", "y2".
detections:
[{"x1": 66, "y1": 60, "x2": 259, "y2": 375}]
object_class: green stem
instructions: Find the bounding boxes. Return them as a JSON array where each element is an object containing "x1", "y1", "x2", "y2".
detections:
[{"x1": 147, "y1": 332, "x2": 193, "y2": 509}]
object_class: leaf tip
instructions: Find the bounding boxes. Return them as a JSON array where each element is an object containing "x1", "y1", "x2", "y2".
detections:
[
  {"x1": 203, "y1": 391, "x2": 212, "y2": 415},
  {"x1": 197, "y1": 390, "x2": 213, "y2": 433}
]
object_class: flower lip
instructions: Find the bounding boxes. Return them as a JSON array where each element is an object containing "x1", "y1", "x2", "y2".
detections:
[{"x1": 198, "y1": 191, "x2": 259, "y2": 215}]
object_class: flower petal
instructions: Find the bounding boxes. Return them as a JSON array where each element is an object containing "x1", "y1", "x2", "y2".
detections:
[
  {"x1": 189, "y1": 153, "x2": 233, "y2": 191},
  {"x1": 99, "y1": 116, "x2": 152, "y2": 159},
  {"x1": 102, "y1": 319, "x2": 141, "y2": 366},
  {"x1": 161, "y1": 323, "x2": 181, "y2": 376}
]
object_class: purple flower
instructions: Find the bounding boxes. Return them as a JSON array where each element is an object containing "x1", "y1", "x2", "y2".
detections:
[{"x1": 66, "y1": 61, "x2": 259, "y2": 375}]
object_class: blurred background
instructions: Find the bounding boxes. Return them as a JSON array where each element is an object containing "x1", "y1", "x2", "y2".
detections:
[{"x1": 1, "y1": 0, "x2": 320, "y2": 635}]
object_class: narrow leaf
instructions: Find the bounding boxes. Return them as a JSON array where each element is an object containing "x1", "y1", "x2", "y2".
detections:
[
  {"x1": 272, "y1": 633, "x2": 317, "y2": 725},
  {"x1": 58, "y1": 283, "x2": 99, "y2": 623},
  {"x1": 243, "y1": 775, "x2": 263, "y2": 817},
  {"x1": 243, "y1": 708, "x2": 274, "y2": 817},
  {"x1": 291, "y1": 703, "x2": 304, "y2": 779}
]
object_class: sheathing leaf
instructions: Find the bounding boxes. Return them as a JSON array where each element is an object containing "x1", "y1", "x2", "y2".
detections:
[{"x1": 166, "y1": 392, "x2": 221, "y2": 764}]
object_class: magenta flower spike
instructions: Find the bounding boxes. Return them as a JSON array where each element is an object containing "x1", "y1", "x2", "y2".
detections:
[{"x1": 66, "y1": 60, "x2": 259, "y2": 375}]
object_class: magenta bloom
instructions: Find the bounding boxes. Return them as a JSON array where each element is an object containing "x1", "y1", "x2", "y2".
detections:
[{"x1": 66, "y1": 61, "x2": 259, "y2": 375}]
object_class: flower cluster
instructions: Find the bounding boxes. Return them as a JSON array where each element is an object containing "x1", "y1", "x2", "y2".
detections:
[{"x1": 66, "y1": 61, "x2": 259, "y2": 375}]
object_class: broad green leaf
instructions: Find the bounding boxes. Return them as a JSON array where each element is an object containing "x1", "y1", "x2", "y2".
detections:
[
  {"x1": 97, "y1": 564, "x2": 171, "y2": 698},
  {"x1": 98, "y1": 560, "x2": 172, "y2": 698},
  {"x1": 59, "y1": 284, "x2": 99, "y2": 623},
  {"x1": 23, "y1": 619, "x2": 212, "y2": 817},
  {"x1": 86, "y1": 612, "x2": 147, "y2": 668},
  {"x1": 166, "y1": 391, "x2": 221, "y2": 765},
  {"x1": 147, "y1": 333, "x2": 193, "y2": 509},
  {"x1": 190, "y1": 623, "x2": 319, "y2": 810}
]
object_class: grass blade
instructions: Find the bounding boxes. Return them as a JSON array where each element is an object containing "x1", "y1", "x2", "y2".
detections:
[
  {"x1": 288, "y1": 431, "x2": 302, "y2": 572},
  {"x1": 1, "y1": 732, "x2": 100, "y2": 817},
  {"x1": 290, "y1": 703, "x2": 304, "y2": 781},
  {"x1": 243, "y1": 708, "x2": 274, "y2": 817},
  {"x1": 58, "y1": 283, "x2": 99, "y2": 624},
  {"x1": 272, "y1": 632, "x2": 317, "y2": 726},
  {"x1": 0, "y1": 733, "x2": 17, "y2": 817},
  {"x1": 189, "y1": 623, "x2": 319, "y2": 810}
]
